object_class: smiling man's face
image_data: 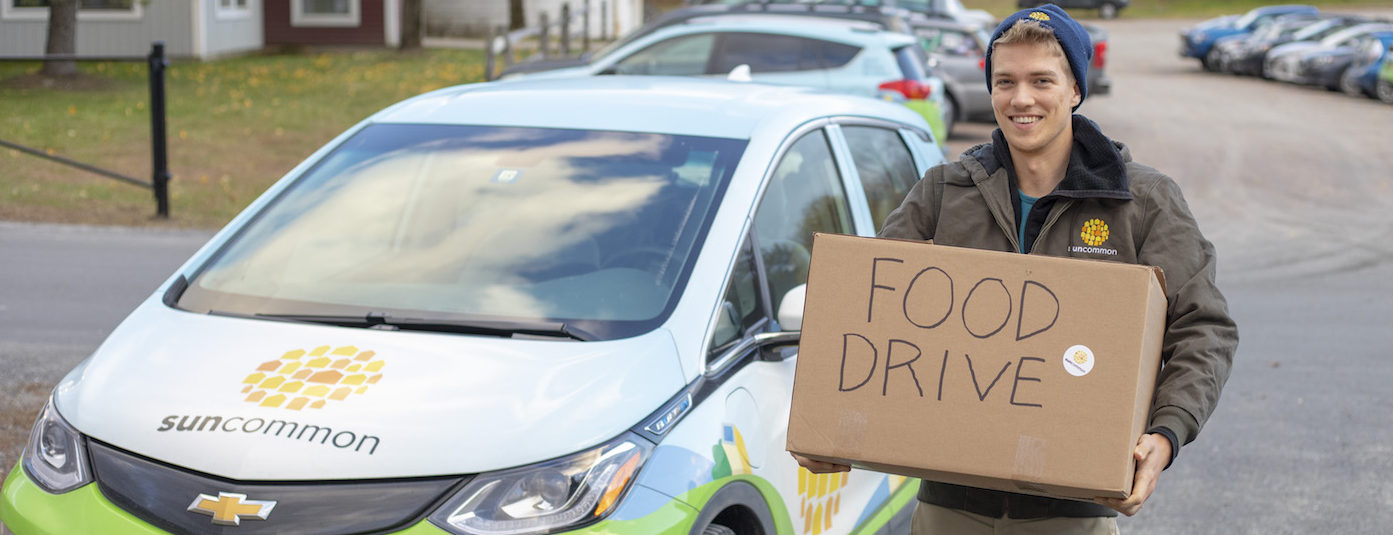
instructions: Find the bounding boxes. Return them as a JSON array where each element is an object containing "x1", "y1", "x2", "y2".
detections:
[{"x1": 990, "y1": 41, "x2": 1081, "y2": 159}]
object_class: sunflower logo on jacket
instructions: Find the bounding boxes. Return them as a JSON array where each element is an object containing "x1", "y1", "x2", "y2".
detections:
[{"x1": 1081, "y1": 219, "x2": 1110, "y2": 246}]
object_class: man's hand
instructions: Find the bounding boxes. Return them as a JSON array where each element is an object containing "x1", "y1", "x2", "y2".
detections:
[
  {"x1": 1096, "y1": 433, "x2": 1172, "y2": 516},
  {"x1": 791, "y1": 453, "x2": 851, "y2": 474}
]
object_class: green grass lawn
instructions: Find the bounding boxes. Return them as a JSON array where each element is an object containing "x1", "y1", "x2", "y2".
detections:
[
  {"x1": 1, "y1": 48, "x2": 487, "y2": 228},
  {"x1": 4, "y1": 1, "x2": 1388, "y2": 228}
]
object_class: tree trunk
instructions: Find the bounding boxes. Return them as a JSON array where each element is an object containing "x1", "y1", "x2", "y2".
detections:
[
  {"x1": 399, "y1": 0, "x2": 422, "y2": 50},
  {"x1": 509, "y1": 0, "x2": 525, "y2": 31},
  {"x1": 41, "y1": 0, "x2": 79, "y2": 77}
]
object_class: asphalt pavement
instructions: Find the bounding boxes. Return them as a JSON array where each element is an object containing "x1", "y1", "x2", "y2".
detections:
[{"x1": 4, "y1": 13, "x2": 1393, "y2": 534}]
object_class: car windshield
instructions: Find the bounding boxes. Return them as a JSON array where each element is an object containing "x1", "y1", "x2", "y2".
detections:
[
  {"x1": 178, "y1": 124, "x2": 747, "y2": 340},
  {"x1": 1292, "y1": 20, "x2": 1333, "y2": 40}
]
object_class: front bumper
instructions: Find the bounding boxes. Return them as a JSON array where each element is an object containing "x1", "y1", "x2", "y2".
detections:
[{"x1": 1, "y1": 463, "x2": 700, "y2": 535}]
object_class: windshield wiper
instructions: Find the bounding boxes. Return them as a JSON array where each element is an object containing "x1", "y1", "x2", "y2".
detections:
[{"x1": 215, "y1": 311, "x2": 592, "y2": 341}]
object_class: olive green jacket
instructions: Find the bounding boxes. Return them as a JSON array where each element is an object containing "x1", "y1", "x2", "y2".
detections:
[{"x1": 881, "y1": 117, "x2": 1238, "y2": 516}]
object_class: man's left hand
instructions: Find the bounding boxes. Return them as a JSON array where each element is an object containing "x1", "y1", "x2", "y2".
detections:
[{"x1": 1096, "y1": 433, "x2": 1171, "y2": 516}]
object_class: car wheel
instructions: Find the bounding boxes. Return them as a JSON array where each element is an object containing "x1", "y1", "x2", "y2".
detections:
[
  {"x1": 1099, "y1": 2, "x2": 1118, "y2": 20},
  {"x1": 1203, "y1": 48, "x2": 1222, "y2": 72},
  {"x1": 701, "y1": 525, "x2": 737, "y2": 535},
  {"x1": 1378, "y1": 78, "x2": 1393, "y2": 104},
  {"x1": 1339, "y1": 69, "x2": 1365, "y2": 97}
]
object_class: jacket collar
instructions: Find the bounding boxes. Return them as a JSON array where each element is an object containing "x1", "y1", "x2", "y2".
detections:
[{"x1": 965, "y1": 115, "x2": 1133, "y2": 201}]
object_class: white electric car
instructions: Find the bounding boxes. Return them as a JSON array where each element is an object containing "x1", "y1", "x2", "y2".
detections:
[{"x1": 1, "y1": 76, "x2": 944, "y2": 535}]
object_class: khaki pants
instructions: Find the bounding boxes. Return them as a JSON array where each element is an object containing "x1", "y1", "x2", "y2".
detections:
[{"x1": 912, "y1": 501, "x2": 1119, "y2": 535}]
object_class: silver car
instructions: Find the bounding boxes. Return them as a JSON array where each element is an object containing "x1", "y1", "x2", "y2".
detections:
[{"x1": 912, "y1": 17, "x2": 993, "y2": 135}]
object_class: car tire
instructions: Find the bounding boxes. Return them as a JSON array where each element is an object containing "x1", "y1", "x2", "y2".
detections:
[
  {"x1": 702, "y1": 525, "x2": 737, "y2": 535},
  {"x1": 1099, "y1": 2, "x2": 1119, "y2": 20},
  {"x1": 687, "y1": 481, "x2": 775, "y2": 535},
  {"x1": 1203, "y1": 48, "x2": 1222, "y2": 73},
  {"x1": 1378, "y1": 78, "x2": 1393, "y2": 104},
  {"x1": 1339, "y1": 69, "x2": 1365, "y2": 97}
]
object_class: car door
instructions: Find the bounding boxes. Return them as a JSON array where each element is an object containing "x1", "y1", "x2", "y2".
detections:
[{"x1": 702, "y1": 126, "x2": 914, "y2": 535}]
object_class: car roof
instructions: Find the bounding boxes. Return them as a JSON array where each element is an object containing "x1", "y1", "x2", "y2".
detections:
[
  {"x1": 654, "y1": 13, "x2": 918, "y2": 47},
  {"x1": 369, "y1": 76, "x2": 931, "y2": 140},
  {"x1": 620, "y1": 3, "x2": 912, "y2": 45}
]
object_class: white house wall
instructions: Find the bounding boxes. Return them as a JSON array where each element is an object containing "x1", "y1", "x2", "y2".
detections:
[
  {"x1": 424, "y1": 0, "x2": 642, "y2": 41},
  {"x1": 0, "y1": 0, "x2": 195, "y2": 58},
  {"x1": 200, "y1": 0, "x2": 265, "y2": 59}
]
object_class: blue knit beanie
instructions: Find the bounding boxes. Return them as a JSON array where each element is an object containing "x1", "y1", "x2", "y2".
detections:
[{"x1": 985, "y1": 3, "x2": 1092, "y2": 109}]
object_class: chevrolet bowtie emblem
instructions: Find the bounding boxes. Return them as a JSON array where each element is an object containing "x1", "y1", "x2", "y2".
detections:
[{"x1": 187, "y1": 492, "x2": 276, "y2": 526}]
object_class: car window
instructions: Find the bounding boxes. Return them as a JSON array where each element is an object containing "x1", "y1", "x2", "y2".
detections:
[
  {"x1": 753, "y1": 130, "x2": 852, "y2": 313},
  {"x1": 841, "y1": 126, "x2": 920, "y2": 232},
  {"x1": 179, "y1": 124, "x2": 747, "y2": 341},
  {"x1": 917, "y1": 27, "x2": 981, "y2": 56},
  {"x1": 613, "y1": 33, "x2": 715, "y2": 75},
  {"x1": 709, "y1": 236, "x2": 762, "y2": 351},
  {"x1": 711, "y1": 33, "x2": 860, "y2": 74},
  {"x1": 893, "y1": 45, "x2": 930, "y2": 81}
]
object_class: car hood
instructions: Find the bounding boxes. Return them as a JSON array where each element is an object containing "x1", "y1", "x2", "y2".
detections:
[{"x1": 56, "y1": 298, "x2": 687, "y2": 480}]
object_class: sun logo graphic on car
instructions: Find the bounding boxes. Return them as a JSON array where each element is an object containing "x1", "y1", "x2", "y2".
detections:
[
  {"x1": 1081, "y1": 218, "x2": 1110, "y2": 246},
  {"x1": 240, "y1": 345, "x2": 384, "y2": 410}
]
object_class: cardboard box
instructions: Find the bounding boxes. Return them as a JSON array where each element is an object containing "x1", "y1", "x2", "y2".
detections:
[{"x1": 787, "y1": 233, "x2": 1167, "y2": 500}]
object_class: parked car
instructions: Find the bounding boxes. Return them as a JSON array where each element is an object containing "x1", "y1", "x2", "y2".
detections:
[
  {"x1": 1378, "y1": 50, "x2": 1393, "y2": 103},
  {"x1": 1216, "y1": 13, "x2": 1350, "y2": 77},
  {"x1": 695, "y1": 0, "x2": 995, "y2": 30},
  {"x1": 1180, "y1": 4, "x2": 1320, "y2": 71},
  {"x1": 911, "y1": 16, "x2": 992, "y2": 132},
  {"x1": 0, "y1": 76, "x2": 947, "y2": 535},
  {"x1": 506, "y1": 14, "x2": 951, "y2": 144},
  {"x1": 1298, "y1": 31, "x2": 1393, "y2": 91},
  {"x1": 1266, "y1": 22, "x2": 1393, "y2": 84},
  {"x1": 498, "y1": 1, "x2": 917, "y2": 78},
  {"x1": 1018, "y1": 0, "x2": 1129, "y2": 20}
]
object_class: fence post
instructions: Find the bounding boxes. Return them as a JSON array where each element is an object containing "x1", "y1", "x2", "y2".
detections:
[
  {"x1": 583, "y1": 0, "x2": 590, "y2": 52},
  {"x1": 147, "y1": 42, "x2": 170, "y2": 218},
  {"x1": 560, "y1": 3, "x2": 571, "y2": 57},
  {"x1": 539, "y1": 11, "x2": 550, "y2": 59},
  {"x1": 484, "y1": 25, "x2": 496, "y2": 81},
  {"x1": 500, "y1": 25, "x2": 513, "y2": 66}
]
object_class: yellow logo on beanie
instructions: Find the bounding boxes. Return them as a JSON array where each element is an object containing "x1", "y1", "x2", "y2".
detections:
[{"x1": 1029, "y1": 11, "x2": 1051, "y2": 21}]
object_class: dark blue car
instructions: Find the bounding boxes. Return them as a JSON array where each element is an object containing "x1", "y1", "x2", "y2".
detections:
[{"x1": 1180, "y1": 4, "x2": 1319, "y2": 71}]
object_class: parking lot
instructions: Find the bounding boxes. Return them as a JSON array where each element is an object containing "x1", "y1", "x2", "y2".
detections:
[{"x1": 2, "y1": 11, "x2": 1392, "y2": 535}]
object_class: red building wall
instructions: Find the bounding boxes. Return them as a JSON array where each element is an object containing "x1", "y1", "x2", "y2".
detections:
[{"x1": 264, "y1": 0, "x2": 386, "y2": 46}]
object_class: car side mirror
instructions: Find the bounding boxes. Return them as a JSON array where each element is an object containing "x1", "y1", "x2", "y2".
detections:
[{"x1": 777, "y1": 284, "x2": 806, "y2": 332}]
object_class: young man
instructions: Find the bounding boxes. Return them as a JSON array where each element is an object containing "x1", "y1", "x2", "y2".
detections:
[{"x1": 794, "y1": 4, "x2": 1238, "y2": 533}]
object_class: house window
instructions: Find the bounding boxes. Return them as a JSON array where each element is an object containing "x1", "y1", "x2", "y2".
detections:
[
  {"x1": 290, "y1": 0, "x2": 359, "y2": 27},
  {"x1": 215, "y1": 0, "x2": 250, "y2": 20},
  {"x1": 3, "y1": 0, "x2": 142, "y2": 20}
]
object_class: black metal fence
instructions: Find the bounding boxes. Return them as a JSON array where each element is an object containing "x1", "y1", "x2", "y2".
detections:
[{"x1": 0, "y1": 41, "x2": 171, "y2": 218}]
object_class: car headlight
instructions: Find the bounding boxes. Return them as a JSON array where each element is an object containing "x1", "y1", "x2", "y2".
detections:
[
  {"x1": 1311, "y1": 56, "x2": 1335, "y2": 66},
  {"x1": 429, "y1": 433, "x2": 652, "y2": 535},
  {"x1": 22, "y1": 397, "x2": 92, "y2": 494}
]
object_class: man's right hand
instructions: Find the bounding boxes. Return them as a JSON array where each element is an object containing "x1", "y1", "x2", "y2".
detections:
[{"x1": 792, "y1": 453, "x2": 851, "y2": 473}]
